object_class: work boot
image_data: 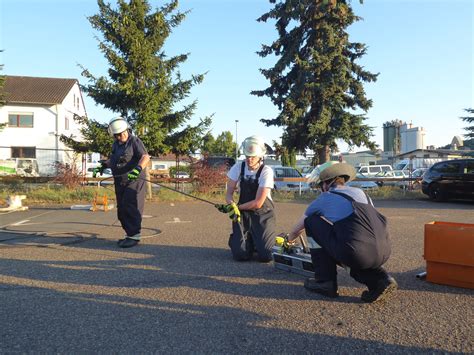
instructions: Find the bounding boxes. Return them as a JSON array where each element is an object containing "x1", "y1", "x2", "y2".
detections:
[
  {"x1": 304, "y1": 278, "x2": 338, "y2": 298},
  {"x1": 361, "y1": 276, "x2": 398, "y2": 303},
  {"x1": 118, "y1": 238, "x2": 140, "y2": 248}
]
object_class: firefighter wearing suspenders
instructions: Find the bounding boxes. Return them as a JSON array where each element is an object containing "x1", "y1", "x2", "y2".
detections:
[{"x1": 217, "y1": 136, "x2": 276, "y2": 262}]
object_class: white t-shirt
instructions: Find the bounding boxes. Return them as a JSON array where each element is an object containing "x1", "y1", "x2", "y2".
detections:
[{"x1": 227, "y1": 162, "x2": 274, "y2": 200}]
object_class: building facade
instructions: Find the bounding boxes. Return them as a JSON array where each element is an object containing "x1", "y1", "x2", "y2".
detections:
[{"x1": 0, "y1": 75, "x2": 87, "y2": 176}]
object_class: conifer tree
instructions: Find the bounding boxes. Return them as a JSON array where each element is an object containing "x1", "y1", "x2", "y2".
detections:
[
  {"x1": 460, "y1": 108, "x2": 474, "y2": 139},
  {"x1": 252, "y1": 0, "x2": 377, "y2": 163},
  {"x1": 62, "y1": 0, "x2": 210, "y2": 156}
]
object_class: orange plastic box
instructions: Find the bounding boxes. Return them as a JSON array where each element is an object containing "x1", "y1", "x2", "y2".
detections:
[{"x1": 424, "y1": 221, "x2": 474, "y2": 289}]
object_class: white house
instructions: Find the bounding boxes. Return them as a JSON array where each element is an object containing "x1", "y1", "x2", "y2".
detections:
[{"x1": 0, "y1": 75, "x2": 87, "y2": 175}]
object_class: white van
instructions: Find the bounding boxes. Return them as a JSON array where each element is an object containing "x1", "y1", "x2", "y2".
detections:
[{"x1": 357, "y1": 165, "x2": 393, "y2": 177}]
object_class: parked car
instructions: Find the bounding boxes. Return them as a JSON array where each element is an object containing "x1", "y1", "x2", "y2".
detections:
[
  {"x1": 357, "y1": 164, "x2": 393, "y2": 177},
  {"x1": 85, "y1": 167, "x2": 113, "y2": 178},
  {"x1": 84, "y1": 167, "x2": 114, "y2": 185},
  {"x1": 398, "y1": 168, "x2": 428, "y2": 190},
  {"x1": 174, "y1": 171, "x2": 190, "y2": 179},
  {"x1": 347, "y1": 173, "x2": 379, "y2": 190},
  {"x1": 411, "y1": 168, "x2": 428, "y2": 179},
  {"x1": 271, "y1": 166, "x2": 311, "y2": 192},
  {"x1": 304, "y1": 166, "x2": 318, "y2": 179},
  {"x1": 300, "y1": 166, "x2": 314, "y2": 176},
  {"x1": 206, "y1": 156, "x2": 235, "y2": 169},
  {"x1": 374, "y1": 170, "x2": 408, "y2": 187},
  {"x1": 421, "y1": 159, "x2": 474, "y2": 201},
  {"x1": 150, "y1": 163, "x2": 170, "y2": 178},
  {"x1": 0, "y1": 158, "x2": 40, "y2": 177}
]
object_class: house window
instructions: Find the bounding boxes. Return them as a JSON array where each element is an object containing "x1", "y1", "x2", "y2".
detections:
[
  {"x1": 65, "y1": 116, "x2": 70, "y2": 130},
  {"x1": 73, "y1": 94, "x2": 76, "y2": 106},
  {"x1": 77, "y1": 97, "x2": 80, "y2": 109},
  {"x1": 11, "y1": 147, "x2": 36, "y2": 158},
  {"x1": 8, "y1": 113, "x2": 34, "y2": 127}
]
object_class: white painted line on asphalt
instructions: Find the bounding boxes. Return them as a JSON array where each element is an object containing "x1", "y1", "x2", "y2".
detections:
[
  {"x1": 0, "y1": 210, "x2": 55, "y2": 229},
  {"x1": 165, "y1": 217, "x2": 191, "y2": 224},
  {"x1": 11, "y1": 220, "x2": 29, "y2": 226}
]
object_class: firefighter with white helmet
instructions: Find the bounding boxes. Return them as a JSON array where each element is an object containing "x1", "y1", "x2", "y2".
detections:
[
  {"x1": 94, "y1": 117, "x2": 150, "y2": 248},
  {"x1": 287, "y1": 161, "x2": 397, "y2": 303},
  {"x1": 216, "y1": 135, "x2": 276, "y2": 262}
]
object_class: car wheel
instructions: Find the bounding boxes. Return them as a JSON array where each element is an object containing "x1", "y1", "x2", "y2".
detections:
[{"x1": 428, "y1": 184, "x2": 445, "y2": 202}]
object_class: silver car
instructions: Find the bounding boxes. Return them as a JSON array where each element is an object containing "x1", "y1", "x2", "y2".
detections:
[
  {"x1": 347, "y1": 173, "x2": 379, "y2": 190},
  {"x1": 271, "y1": 166, "x2": 311, "y2": 192}
]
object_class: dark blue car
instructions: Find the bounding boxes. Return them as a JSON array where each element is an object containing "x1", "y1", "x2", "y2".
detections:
[{"x1": 421, "y1": 159, "x2": 474, "y2": 201}]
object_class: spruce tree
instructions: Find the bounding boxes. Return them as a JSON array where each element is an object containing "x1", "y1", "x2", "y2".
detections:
[
  {"x1": 62, "y1": 0, "x2": 209, "y2": 156},
  {"x1": 460, "y1": 108, "x2": 474, "y2": 139},
  {"x1": 252, "y1": 0, "x2": 377, "y2": 163}
]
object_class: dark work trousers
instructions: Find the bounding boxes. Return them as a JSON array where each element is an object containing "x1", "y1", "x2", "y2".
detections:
[
  {"x1": 304, "y1": 191, "x2": 391, "y2": 289},
  {"x1": 228, "y1": 162, "x2": 276, "y2": 262},
  {"x1": 229, "y1": 202, "x2": 276, "y2": 262},
  {"x1": 114, "y1": 177, "x2": 146, "y2": 238}
]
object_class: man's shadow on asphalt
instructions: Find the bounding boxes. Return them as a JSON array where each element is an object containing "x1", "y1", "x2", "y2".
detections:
[
  {"x1": 1, "y1": 232, "x2": 470, "y2": 353},
  {"x1": 0, "y1": 276, "x2": 445, "y2": 354},
  {"x1": 0, "y1": 232, "x2": 470, "y2": 301}
]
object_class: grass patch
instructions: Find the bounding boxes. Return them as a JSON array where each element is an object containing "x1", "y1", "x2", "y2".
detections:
[
  {"x1": 0, "y1": 184, "x2": 116, "y2": 205},
  {"x1": 0, "y1": 182, "x2": 426, "y2": 206},
  {"x1": 368, "y1": 186, "x2": 425, "y2": 200}
]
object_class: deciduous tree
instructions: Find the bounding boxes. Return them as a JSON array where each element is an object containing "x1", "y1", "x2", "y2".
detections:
[{"x1": 200, "y1": 131, "x2": 237, "y2": 157}]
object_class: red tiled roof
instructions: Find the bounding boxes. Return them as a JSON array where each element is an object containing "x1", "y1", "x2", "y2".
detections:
[{"x1": 3, "y1": 75, "x2": 77, "y2": 105}]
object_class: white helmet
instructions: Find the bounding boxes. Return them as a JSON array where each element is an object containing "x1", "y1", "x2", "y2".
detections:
[
  {"x1": 107, "y1": 117, "x2": 128, "y2": 136},
  {"x1": 241, "y1": 135, "x2": 266, "y2": 158}
]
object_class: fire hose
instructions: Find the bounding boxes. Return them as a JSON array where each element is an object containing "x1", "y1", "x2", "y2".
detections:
[
  {"x1": 98, "y1": 175, "x2": 218, "y2": 205},
  {"x1": 98, "y1": 175, "x2": 239, "y2": 221}
]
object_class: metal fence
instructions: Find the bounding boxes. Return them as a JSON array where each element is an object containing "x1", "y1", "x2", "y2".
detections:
[{"x1": 0, "y1": 146, "x2": 89, "y2": 177}]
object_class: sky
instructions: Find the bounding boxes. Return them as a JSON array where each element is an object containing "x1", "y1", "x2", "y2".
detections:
[{"x1": 1, "y1": 0, "x2": 473, "y2": 153}]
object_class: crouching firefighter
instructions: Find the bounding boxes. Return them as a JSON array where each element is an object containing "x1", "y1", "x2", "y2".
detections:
[
  {"x1": 287, "y1": 161, "x2": 397, "y2": 303},
  {"x1": 216, "y1": 135, "x2": 276, "y2": 262},
  {"x1": 93, "y1": 117, "x2": 150, "y2": 248}
]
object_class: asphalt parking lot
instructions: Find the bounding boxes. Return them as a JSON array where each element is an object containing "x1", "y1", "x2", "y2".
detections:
[{"x1": 1, "y1": 199, "x2": 473, "y2": 353}]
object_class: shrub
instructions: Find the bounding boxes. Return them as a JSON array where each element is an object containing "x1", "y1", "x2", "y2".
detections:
[
  {"x1": 52, "y1": 159, "x2": 83, "y2": 189},
  {"x1": 191, "y1": 160, "x2": 228, "y2": 193}
]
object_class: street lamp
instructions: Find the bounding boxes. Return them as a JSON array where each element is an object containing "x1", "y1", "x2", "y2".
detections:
[{"x1": 235, "y1": 120, "x2": 239, "y2": 160}]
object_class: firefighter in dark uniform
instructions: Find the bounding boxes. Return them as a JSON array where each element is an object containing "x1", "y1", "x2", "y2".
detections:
[
  {"x1": 94, "y1": 117, "x2": 150, "y2": 248},
  {"x1": 217, "y1": 136, "x2": 276, "y2": 262},
  {"x1": 287, "y1": 161, "x2": 397, "y2": 303}
]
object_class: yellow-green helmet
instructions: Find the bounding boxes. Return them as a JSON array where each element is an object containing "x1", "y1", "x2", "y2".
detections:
[{"x1": 308, "y1": 161, "x2": 356, "y2": 185}]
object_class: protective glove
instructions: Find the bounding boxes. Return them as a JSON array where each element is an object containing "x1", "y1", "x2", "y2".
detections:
[
  {"x1": 215, "y1": 203, "x2": 234, "y2": 213},
  {"x1": 228, "y1": 202, "x2": 241, "y2": 223},
  {"x1": 127, "y1": 166, "x2": 142, "y2": 181},
  {"x1": 215, "y1": 202, "x2": 240, "y2": 223},
  {"x1": 92, "y1": 163, "x2": 106, "y2": 178},
  {"x1": 275, "y1": 233, "x2": 294, "y2": 252}
]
